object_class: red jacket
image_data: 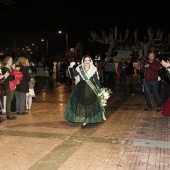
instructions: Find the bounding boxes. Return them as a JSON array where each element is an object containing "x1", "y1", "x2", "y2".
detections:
[
  {"x1": 9, "y1": 69, "x2": 23, "y2": 91},
  {"x1": 140, "y1": 60, "x2": 160, "y2": 82}
]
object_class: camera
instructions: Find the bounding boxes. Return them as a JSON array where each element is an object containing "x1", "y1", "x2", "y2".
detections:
[{"x1": 144, "y1": 61, "x2": 151, "y2": 65}]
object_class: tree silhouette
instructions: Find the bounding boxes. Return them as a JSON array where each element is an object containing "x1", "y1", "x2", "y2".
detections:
[
  {"x1": 0, "y1": 0, "x2": 16, "y2": 8},
  {"x1": 89, "y1": 26, "x2": 129, "y2": 61}
]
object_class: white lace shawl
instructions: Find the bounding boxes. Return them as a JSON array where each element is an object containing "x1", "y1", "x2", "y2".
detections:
[{"x1": 74, "y1": 57, "x2": 99, "y2": 84}]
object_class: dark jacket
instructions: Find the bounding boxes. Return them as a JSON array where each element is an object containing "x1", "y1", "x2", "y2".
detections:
[
  {"x1": 2, "y1": 66, "x2": 14, "y2": 90},
  {"x1": 104, "y1": 62, "x2": 116, "y2": 73},
  {"x1": 15, "y1": 66, "x2": 31, "y2": 93},
  {"x1": 126, "y1": 61, "x2": 135, "y2": 75},
  {"x1": 117, "y1": 61, "x2": 126, "y2": 75},
  {"x1": 166, "y1": 71, "x2": 170, "y2": 80},
  {"x1": 140, "y1": 60, "x2": 160, "y2": 82},
  {"x1": 0, "y1": 74, "x2": 5, "y2": 109}
]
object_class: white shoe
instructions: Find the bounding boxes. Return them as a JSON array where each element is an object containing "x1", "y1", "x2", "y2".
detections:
[
  {"x1": 2, "y1": 109, "x2": 6, "y2": 113},
  {"x1": 82, "y1": 123, "x2": 87, "y2": 127},
  {"x1": 103, "y1": 113, "x2": 106, "y2": 121}
]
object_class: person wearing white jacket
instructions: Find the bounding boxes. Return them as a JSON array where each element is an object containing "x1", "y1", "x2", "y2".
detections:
[{"x1": 66, "y1": 61, "x2": 76, "y2": 86}]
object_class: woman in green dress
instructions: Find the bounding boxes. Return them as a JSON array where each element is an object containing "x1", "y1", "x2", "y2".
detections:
[{"x1": 64, "y1": 55, "x2": 104, "y2": 127}]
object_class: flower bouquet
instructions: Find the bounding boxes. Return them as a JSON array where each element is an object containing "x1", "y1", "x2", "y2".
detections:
[
  {"x1": 98, "y1": 88, "x2": 112, "y2": 106},
  {"x1": 98, "y1": 87, "x2": 112, "y2": 120}
]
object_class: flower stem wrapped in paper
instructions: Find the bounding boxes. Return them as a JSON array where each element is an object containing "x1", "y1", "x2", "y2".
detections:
[{"x1": 98, "y1": 87, "x2": 112, "y2": 120}]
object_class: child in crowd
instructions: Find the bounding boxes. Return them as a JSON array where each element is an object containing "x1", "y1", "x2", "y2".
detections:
[
  {"x1": 25, "y1": 72, "x2": 36, "y2": 110},
  {"x1": 9, "y1": 63, "x2": 23, "y2": 91}
]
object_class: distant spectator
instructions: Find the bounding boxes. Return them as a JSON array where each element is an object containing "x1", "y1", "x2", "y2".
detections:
[
  {"x1": 15, "y1": 57, "x2": 31, "y2": 115},
  {"x1": 97, "y1": 60, "x2": 105, "y2": 83},
  {"x1": 29, "y1": 62, "x2": 37, "y2": 74},
  {"x1": 104, "y1": 58, "x2": 116, "y2": 86},
  {"x1": 125, "y1": 57, "x2": 135, "y2": 86},
  {"x1": 0, "y1": 61, "x2": 9, "y2": 122},
  {"x1": 26, "y1": 72, "x2": 36, "y2": 111},
  {"x1": 2, "y1": 56, "x2": 16, "y2": 120},
  {"x1": 66, "y1": 61, "x2": 76, "y2": 86},
  {"x1": 160, "y1": 59, "x2": 170, "y2": 116},
  {"x1": 117, "y1": 58, "x2": 127, "y2": 85},
  {"x1": 35, "y1": 61, "x2": 45, "y2": 77},
  {"x1": 136, "y1": 57, "x2": 145, "y2": 92}
]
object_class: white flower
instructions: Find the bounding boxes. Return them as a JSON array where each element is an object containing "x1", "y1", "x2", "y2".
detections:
[
  {"x1": 103, "y1": 92, "x2": 109, "y2": 99},
  {"x1": 98, "y1": 87, "x2": 112, "y2": 107},
  {"x1": 101, "y1": 99, "x2": 106, "y2": 104}
]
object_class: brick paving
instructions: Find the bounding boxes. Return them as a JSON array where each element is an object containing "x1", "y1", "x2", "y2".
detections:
[{"x1": 0, "y1": 75, "x2": 170, "y2": 170}]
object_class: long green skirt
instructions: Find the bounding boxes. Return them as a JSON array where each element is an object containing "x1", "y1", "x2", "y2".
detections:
[{"x1": 64, "y1": 80, "x2": 103, "y2": 123}]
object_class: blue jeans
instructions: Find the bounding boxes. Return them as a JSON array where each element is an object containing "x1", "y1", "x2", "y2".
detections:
[
  {"x1": 137, "y1": 74, "x2": 143, "y2": 90},
  {"x1": 143, "y1": 80, "x2": 162, "y2": 108},
  {"x1": 15, "y1": 91, "x2": 26, "y2": 113}
]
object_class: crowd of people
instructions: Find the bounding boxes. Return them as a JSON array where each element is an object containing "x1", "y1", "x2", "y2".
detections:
[
  {"x1": 0, "y1": 56, "x2": 36, "y2": 122},
  {"x1": 63, "y1": 52, "x2": 170, "y2": 127},
  {"x1": 1, "y1": 52, "x2": 170, "y2": 126}
]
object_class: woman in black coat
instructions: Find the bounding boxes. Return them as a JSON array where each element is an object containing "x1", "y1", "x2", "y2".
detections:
[{"x1": 15, "y1": 57, "x2": 31, "y2": 115}]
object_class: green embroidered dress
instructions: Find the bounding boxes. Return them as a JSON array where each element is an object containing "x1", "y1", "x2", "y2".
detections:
[{"x1": 64, "y1": 64, "x2": 103, "y2": 123}]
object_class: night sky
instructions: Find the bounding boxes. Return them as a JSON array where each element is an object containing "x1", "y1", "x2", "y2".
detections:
[{"x1": 0, "y1": 0, "x2": 169, "y2": 53}]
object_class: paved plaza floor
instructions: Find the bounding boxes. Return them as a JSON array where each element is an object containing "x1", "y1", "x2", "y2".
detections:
[{"x1": 0, "y1": 74, "x2": 170, "y2": 170}]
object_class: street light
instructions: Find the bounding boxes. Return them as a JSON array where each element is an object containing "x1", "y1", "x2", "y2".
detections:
[
  {"x1": 41, "y1": 39, "x2": 48, "y2": 61},
  {"x1": 32, "y1": 43, "x2": 38, "y2": 56},
  {"x1": 58, "y1": 30, "x2": 69, "y2": 59}
]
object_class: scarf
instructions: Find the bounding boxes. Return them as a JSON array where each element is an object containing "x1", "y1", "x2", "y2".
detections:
[{"x1": 75, "y1": 57, "x2": 99, "y2": 84}]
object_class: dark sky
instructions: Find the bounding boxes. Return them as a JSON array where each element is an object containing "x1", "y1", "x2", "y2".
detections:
[{"x1": 0, "y1": 0, "x2": 169, "y2": 50}]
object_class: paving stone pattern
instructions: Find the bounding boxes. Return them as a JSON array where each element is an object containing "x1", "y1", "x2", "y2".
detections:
[{"x1": 0, "y1": 75, "x2": 170, "y2": 170}]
